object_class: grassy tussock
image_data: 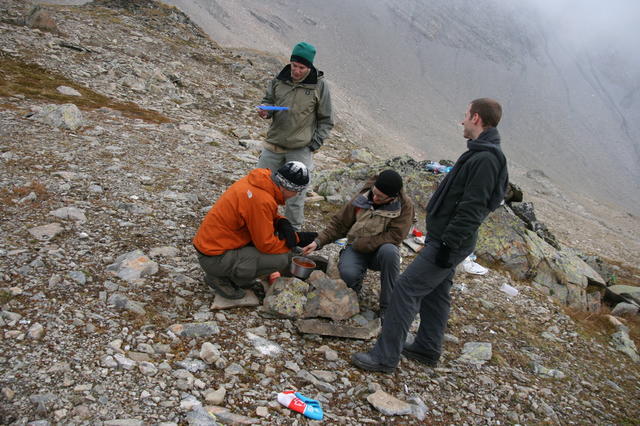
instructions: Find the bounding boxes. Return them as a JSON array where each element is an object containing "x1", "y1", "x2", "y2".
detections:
[
  {"x1": 565, "y1": 306, "x2": 640, "y2": 347},
  {"x1": 600, "y1": 256, "x2": 640, "y2": 287},
  {"x1": 0, "y1": 180, "x2": 50, "y2": 205}
]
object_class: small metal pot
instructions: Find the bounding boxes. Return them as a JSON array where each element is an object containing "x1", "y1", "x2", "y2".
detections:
[{"x1": 290, "y1": 256, "x2": 316, "y2": 279}]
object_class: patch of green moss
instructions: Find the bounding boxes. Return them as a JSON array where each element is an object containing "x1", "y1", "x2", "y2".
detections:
[
  {"x1": 0, "y1": 290, "x2": 13, "y2": 305},
  {"x1": 0, "y1": 54, "x2": 170, "y2": 124},
  {"x1": 616, "y1": 418, "x2": 640, "y2": 426}
]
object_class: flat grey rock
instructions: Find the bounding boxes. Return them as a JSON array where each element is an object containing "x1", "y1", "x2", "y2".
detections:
[
  {"x1": 28, "y1": 223, "x2": 63, "y2": 241},
  {"x1": 103, "y1": 420, "x2": 145, "y2": 426},
  {"x1": 458, "y1": 342, "x2": 492, "y2": 365},
  {"x1": 49, "y1": 206, "x2": 86, "y2": 222},
  {"x1": 246, "y1": 332, "x2": 282, "y2": 357},
  {"x1": 611, "y1": 330, "x2": 640, "y2": 362},
  {"x1": 366, "y1": 390, "x2": 413, "y2": 416},
  {"x1": 296, "y1": 318, "x2": 380, "y2": 340},
  {"x1": 402, "y1": 237, "x2": 424, "y2": 252},
  {"x1": 56, "y1": 85, "x2": 82, "y2": 96},
  {"x1": 168, "y1": 322, "x2": 220, "y2": 337},
  {"x1": 611, "y1": 302, "x2": 639, "y2": 316},
  {"x1": 210, "y1": 290, "x2": 259, "y2": 310},
  {"x1": 532, "y1": 362, "x2": 566, "y2": 379},
  {"x1": 203, "y1": 406, "x2": 259, "y2": 424}
]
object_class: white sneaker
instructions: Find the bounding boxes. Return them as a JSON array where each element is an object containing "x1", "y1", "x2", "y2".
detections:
[{"x1": 462, "y1": 257, "x2": 488, "y2": 275}]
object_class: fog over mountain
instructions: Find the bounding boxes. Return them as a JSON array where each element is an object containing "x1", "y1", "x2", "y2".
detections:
[
  {"x1": 160, "y1": 0, "x2": 640, "y2": 214},
  {"x1": 44, "y1": 0, "x2": 640, "y2": 214}
]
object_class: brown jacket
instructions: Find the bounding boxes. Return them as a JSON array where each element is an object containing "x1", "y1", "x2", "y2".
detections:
[{"x1": 316, "y1": 178, "x2": 414, "y2": 253}]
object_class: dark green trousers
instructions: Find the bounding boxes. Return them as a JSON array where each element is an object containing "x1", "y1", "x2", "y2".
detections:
[{"x1": 197, "y1": 246, "x2": 289, "y2": 287}]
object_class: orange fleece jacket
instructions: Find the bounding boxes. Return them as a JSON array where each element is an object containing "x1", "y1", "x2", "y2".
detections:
[{"x1": 193, "y1": 168, "x2": 290, "y2": 256}]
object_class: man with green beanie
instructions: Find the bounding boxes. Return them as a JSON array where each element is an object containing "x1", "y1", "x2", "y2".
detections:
[{"x1": 257, "y1": 41, "x2": 334, "y2": 230}]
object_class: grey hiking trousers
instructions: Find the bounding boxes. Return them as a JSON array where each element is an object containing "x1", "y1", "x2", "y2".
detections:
[
  {"x1": 338, "y1": 243, "x2": 400, "y2": 311},
  {"x1": 257, "y1": 146, "x2": 313, "y2": 231},
  {"x1": 369, "y1": 236, "x2": 474, "y2": 367},
  {"x1": 197, "y1": 246, "x2": 289, "y2": 287}
]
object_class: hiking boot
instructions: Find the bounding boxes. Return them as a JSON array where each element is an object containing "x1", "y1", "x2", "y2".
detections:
[
  {"x1": 351, "y1": 352, "x2": 395, "y2": 373},
  {"x1": 401, "y1": 343, "x2": 439, "y2": 367},
  {"x1": 205, "y1": 276, "x2": 245, "y2": 300}
]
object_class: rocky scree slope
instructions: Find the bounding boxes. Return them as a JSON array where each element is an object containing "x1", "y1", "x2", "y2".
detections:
[{"x1": 0, "y1": 1, "x2": 639, "y2": 424}]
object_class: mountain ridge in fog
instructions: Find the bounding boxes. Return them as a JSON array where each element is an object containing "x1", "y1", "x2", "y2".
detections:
[
  {"x1": 160, "y1": 0, "x2": 639, "y2": 214},
  {"x1": 42, "y1": 0, "x2": 640, "y2": 214}
]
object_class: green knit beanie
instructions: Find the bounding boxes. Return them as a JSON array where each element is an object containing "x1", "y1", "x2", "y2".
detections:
[{"x1": 290, "y1": 42, "x2": 316, "y2": 68}]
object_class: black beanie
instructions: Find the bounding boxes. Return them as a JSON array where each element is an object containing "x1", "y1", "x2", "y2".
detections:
[
  {"x1": 273, "y1": 161, "x2": 310, "y2": 192},
  {"x1": 374, "y1": 170, "x2": 403, "y2": 197}
]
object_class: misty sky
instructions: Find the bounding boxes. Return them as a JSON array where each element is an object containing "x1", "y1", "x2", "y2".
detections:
[{"x1": 524, "y1": 0, "x2": 640, "y2": 61}]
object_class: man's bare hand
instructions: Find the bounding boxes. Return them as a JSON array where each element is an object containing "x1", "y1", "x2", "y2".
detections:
[
  {"x1": 301, "y1": 241, "x2": 318, "y2": 256},
  {"x1": 258, "y1": 109, "x2": 269, "y2": 119}
]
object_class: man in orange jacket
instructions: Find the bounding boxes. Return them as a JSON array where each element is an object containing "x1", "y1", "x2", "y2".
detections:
[{"x1": 193, "y1": 161, "x2": 317, "y2": 299}]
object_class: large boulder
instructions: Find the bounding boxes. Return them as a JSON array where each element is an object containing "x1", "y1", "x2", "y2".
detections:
[
  {"x1": 476, "y1": 206, "x2": 606, "y2": 310},
  {"x1": 303, "y1": 270, "x2": 359, "y2": 321},
  {"x1": 606, "y1": 285, "x2": 640, "y2": 305},
  {"x1": 510, "y1": 201, "x2": 560, "y2": 249},
  {"x1": 475, "y1": 205, "x2": 530, "y2": 278},
  {"x1": 25, "y1": 6, "x2": 58, "y2": 32},
  {"x1": 262, "y1": 271, "x2": 359, "y2": 321},
  {"x1": 525, "y1": 233, "x2": 605, "y2": 310},
  {"x1": 579, "y1": 254, "x2": 617, "y2": 285},
  {"x1": 106, "y1": 250, "x2": 158, "y2": 282},
  {"x1": 29, "y1": 103, "x2": 84, "y2": 130},
  {"x1": 262, "y1": 277, "x2": 309, "y2": 318}
]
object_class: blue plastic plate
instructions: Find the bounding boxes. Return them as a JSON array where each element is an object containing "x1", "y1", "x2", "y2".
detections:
[{"x1": 257, "y1": 105, "x2": 289, "y2": 111}]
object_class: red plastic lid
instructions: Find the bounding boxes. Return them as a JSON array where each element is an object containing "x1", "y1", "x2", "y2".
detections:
[{"x1": 268, "y1": 271, "x2": 281, "y2": 285}]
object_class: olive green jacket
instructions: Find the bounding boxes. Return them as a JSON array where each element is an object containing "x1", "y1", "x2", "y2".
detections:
[{"x1": 262, "y1": 64, "x2": 333, "y2": 151}]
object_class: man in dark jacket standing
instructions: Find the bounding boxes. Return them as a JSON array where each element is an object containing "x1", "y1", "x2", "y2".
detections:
[
  {"x1": 257, "y1": 41, "x2": 334, "y2": 231},
  {"x1": 351, "y1": 98, "x2": 508, "y2": 373},
  {"x1": 301, "y1": 170, "x2": 414, "y2": 317}
]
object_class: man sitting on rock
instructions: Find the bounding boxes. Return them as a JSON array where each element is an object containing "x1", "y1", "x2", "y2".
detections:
[
  {"x1": 193, "y1": 161, "x2": 317, "y2": 299},
  {"x1": 301, "y1": 170, "x2": 414, "y2": 319}
]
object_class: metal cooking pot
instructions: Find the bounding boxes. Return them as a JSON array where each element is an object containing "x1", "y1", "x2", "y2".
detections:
[{"x1": 290, "y1": 256, "x2": 316, "y2": 279}]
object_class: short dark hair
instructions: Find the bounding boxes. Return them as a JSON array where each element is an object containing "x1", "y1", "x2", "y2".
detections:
[{"x1": 470, "y1": 98, "x2": 502, "y2": 128}]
